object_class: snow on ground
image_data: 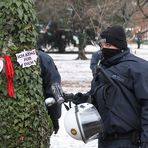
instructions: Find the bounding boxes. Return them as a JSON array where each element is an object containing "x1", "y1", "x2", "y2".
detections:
[
  {"x1": 50, "y1": 44, "x2": 148, "y2": 148},
  {"x1": 50, "y1": 53, "x2": 98, "y2": 148}
]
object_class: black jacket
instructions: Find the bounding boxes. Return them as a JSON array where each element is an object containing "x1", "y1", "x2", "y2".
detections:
[
  {"x1": 91, "y1": 49, "x2": 148, "y2": 143},
  {"x1": 38, "y1": 50, "x2": 61, "y2": 121}
]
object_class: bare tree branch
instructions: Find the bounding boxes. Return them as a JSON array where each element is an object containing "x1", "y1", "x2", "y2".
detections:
[{"x1": 136, "y1": 0, "x2": 148, "y2": 19}]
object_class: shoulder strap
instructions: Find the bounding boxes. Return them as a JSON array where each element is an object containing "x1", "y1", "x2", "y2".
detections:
[{"x1": 99, "y1": 66, "x2": 140, "y2": 129}]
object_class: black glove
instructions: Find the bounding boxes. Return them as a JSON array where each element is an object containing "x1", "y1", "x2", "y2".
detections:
[
  {"x1": 52, "y1": 119, "x2": 59, "y2": 134},
  {"x1": 64, "y1": 92, "x2": 89, "y2": 105},
  {"x1": 63, "y1": 93, "x2": 75, "y2": 102},
  {"x1": 73, "y1": 92, "x2": 89, "y2": 105}
]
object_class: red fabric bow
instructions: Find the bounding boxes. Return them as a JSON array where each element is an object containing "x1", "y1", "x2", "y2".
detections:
[{"x1": 3, "y1": 55, "x2": 14, "y2": 97}]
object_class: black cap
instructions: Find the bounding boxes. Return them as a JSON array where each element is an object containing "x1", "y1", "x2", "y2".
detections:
[{"x1": 100, "y1": 25, "x2": 127, "y2": 50}]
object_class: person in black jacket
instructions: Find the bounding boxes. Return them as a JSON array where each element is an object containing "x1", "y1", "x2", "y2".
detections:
[
  {"x1": 136, "y1": 32, "x2": 142, "y2": 49},
  {"x1": 90, "y1": 50, "x2": 102, "y2": 77},
  {"x1": 38, "y1": 49, "x2": 63, "y2": 134},
  {"x1": 64, "y1": 25, "x2": 148, "y2": 148}
]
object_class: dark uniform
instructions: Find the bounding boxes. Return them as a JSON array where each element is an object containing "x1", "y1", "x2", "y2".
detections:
[
  {"x1": 90, "y1": 50, "x2": 102, "y2": 76},
  {"x1": 38, "y1": 50, "x2": 62, "y2": 134},
  {"x1": 92, "y1": 49, "x2": 148, "y2": 148},
  {"x1": 64, "y1": 26, "x2": 148, "y2": 148}
]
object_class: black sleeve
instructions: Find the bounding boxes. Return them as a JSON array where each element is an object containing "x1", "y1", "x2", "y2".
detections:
[
  {"x1": 47, "y1": 103, "x2": 62, "y2": 120},
  {"x1": 141, "y1": 100, "x2": 148, "y2": 143},
  {"x1": 132, "y1": 69, "x2": 148, "y2": 143},
  {"x1": 38, "y1": 51, "x2": 62, "y2": 120},
  {"x1": 39, "y1": 51, "x2": 61, "y2": 98}
]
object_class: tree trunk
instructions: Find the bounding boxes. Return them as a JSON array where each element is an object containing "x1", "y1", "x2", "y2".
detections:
[
  {"x1": 0, "y1": 1, "x2": 52, "y2": 147},
  {"x1": 76, "y1": 48, "x2": 88, "y2": 60},
  {"x1": 76, "y1": 29, "x2": 88, "y2": 60}
]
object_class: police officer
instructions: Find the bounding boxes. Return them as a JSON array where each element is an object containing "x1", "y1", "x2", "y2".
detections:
[
  {"x1": 90, "y1": 50, "x2": 102, "y2": 77},
  {"x1": 38, "y1": 49, "x2": 63, "y2": 134},
  {"x1": 64, "y1": 25, "x2": 148, "y2": 147}
]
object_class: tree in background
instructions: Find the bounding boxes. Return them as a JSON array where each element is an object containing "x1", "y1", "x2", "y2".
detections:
[
  {"x1": 0, "y1": 0, "x2": 52, "y2": 147},
  {"x1": 136, "y1": 0, "x2": 148, "y2": 19},
  {"x1": 35, "y1": 0, "x2": 70, "y2": 28},
  {"x1": 35, "y1": 0, "x2": 147, "y2": 30},
  {"x1": 35, "y1": 0, "x2": 147, "y2": 59}
]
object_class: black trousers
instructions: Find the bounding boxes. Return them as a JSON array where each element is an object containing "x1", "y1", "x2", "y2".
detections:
[{"x1": 98, "y1": 138, "x2": 140, "y2": 148}]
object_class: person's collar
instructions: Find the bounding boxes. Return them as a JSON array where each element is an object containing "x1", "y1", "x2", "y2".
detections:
[{"x1": 101, "y1": 48, "x2": 130, "y2": 67}]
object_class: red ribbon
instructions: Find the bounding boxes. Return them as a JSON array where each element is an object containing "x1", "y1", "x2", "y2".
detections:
[{"x1": 3, "y1": 56, "x2": 14, "y2": 97}]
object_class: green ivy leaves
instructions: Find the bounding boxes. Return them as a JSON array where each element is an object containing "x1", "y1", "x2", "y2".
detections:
[
  {"x1": 0, "y1": 1, "x2": 52, "y2": 147},
  {"x1": 0, "y1": 0, "x2": 37, "y2": 52}
]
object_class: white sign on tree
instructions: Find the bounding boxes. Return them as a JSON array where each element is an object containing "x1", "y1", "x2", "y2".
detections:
[{"x1": 16, "y1": 49, "x2": 38, "y2": 68}]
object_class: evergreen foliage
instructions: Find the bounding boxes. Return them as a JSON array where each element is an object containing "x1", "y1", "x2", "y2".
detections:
[{"x1": 0, "y1": 0, "x2": 52, "y2": 147}]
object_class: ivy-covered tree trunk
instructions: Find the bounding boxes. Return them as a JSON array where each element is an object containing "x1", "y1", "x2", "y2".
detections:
[{"x1": 0, "y1": 0, "x2": 52, "y2": 147}]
